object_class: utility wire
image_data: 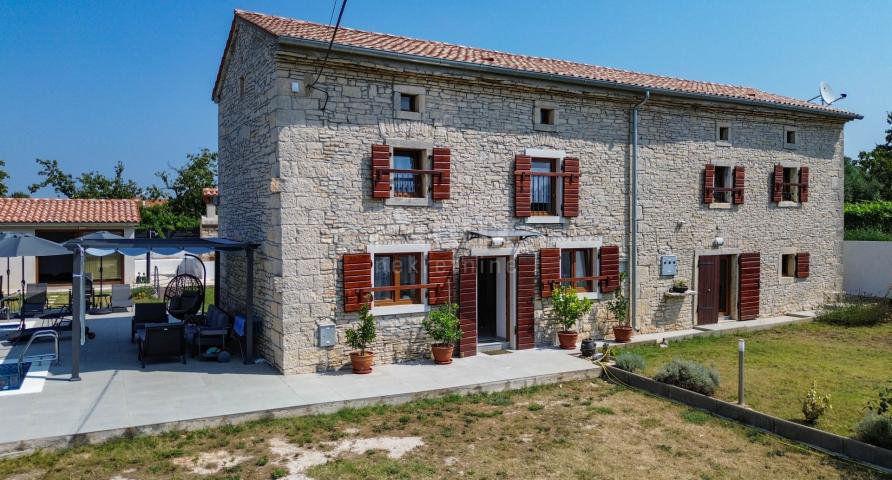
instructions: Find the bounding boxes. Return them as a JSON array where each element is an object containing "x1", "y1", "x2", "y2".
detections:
[{"x1": 309, "y1": 0, "x2": 347, "y2": 111}]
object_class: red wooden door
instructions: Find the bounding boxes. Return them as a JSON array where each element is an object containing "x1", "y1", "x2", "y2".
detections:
[
  {"x1": 697, "y1": 256, "x2": 719, "y2": 325},
  {"x1": 738, "y1": 253, "x2": 761, "y2": 320},
  {"x1": 515, "y1": 254, "x2": 535, "y2": 349},
  {"x1": 458, "y1": 256, "x2": 478, "y2": 357}
]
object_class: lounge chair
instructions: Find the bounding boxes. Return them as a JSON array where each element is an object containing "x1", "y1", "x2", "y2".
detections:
[
  {"x1": 184, "y1": 304, "x2": 231, "y2": 358},
  {"x1": 21, "y1": 284, "x2": 48, "y2": 319},
  {"x1": 137, "y1": 322, "x2": 185, "y2": 367},
  {"x1": 110, "y1": 284, "x2": 133, "y2": 312},
  {"x1": 131, "y1": 302, "x2": 168, "y2": 343}
]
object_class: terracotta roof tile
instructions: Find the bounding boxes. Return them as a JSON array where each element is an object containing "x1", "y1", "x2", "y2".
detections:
[
  {"x1": 0, "y1": 198, "x2": 141, "y2": 225},
  {"x1": 233, "y1": 10, "x2": 858, "y2": 118}
]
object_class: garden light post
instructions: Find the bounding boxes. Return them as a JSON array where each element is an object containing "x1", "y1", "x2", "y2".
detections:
[{"x1": 738, "y1": 338, "x2": 745, "y2": 406}]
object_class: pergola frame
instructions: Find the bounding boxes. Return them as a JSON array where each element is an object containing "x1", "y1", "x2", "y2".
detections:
[{"x1": 64, "y1": 237, "x2": 259, "y2": 381}]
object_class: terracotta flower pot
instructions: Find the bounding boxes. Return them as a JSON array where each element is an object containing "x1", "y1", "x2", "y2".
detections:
[
  {"x1": 558, "y1": 331, "x2": 579, "y2": 350},
  {"x1": 431, "y1": 343, "x2": 455, "y2": 365},
  {"x1": 349, "y1": 351, "x2": 374, "y2": 374},
  {"x1": 613, "y1": 325, "x2": 634, "y2": 343}
]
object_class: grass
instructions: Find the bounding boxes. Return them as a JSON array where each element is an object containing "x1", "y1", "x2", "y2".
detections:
[
  {"x1": 845, "y1": 227, "x2": 892, "y2": 241},
  {"x1": 625, "y1": 321, "x2": 892, "y2": 436},
  {"x1": 0, "y1": 381, "x2": 884, "y2": 479}
]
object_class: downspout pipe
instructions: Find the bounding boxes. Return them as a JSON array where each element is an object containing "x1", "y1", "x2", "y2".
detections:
[{"x1": 630, "y1": 91, "x2": 650, "y2": 331}]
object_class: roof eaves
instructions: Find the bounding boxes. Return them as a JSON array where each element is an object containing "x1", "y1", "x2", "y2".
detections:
[{"x1": 276, "y1": 35, "x2": 862, "y2": 121}]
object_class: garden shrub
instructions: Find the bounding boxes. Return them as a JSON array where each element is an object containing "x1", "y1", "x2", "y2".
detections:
[
  {"x1": 131, "y1": 286, "x2": 157, "y2": 301},
  {"x1": 816, "y1": 300, "x2": 891, "y2": 327},
  {"x1": 653, "y1": 359, "x2": 720, "y2": 396},
  {"x1": 854, "y1": 414, "x2": 892, "y2": 449},
  {"x1": 801, "y1": 381, "x2": 832, "y2": 424},
  {"x1": 845, "y1": 201, "x2": 892, "y2": 233},
  {"x1": 844, "y1": 227, "x2": 892, "y2": 241},
  {"x1": 613, "y1": 352, "x2": 645, "y2": 373}
]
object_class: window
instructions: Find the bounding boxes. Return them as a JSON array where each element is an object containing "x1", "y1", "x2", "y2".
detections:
[
  {"x1": 719, "y1": 126, "x2": 730, "y2": 142},
  {"x1": 239, "y1": 76, "x2": 245, "y2": 98},
  {"x1": 716, "y1": 121, "x2": 731, "y2": 146},
  {"x1": 781, "y1": 253, "x2": 796, "y2": 278},
  {"x1": 782, "y1": 167, "x2": 799, "y2": 202},
  {"x1": 540, "y1": 108, "x2": 555, "y2": 125},
  {"x1": 784, "y1": 126, "x2": 798, "y2": 149},
  {"x1": 713, "y1": 166, "x2": 732, "y2": 203},
  {"x1": 530, "y1": 158, "x2": 557, "y2": 215},
  {"x1": 373, "y1": 253, "x2": 422, "y2": 305},
  {"x1": 561, "y1": 248, "x2": 594, "y2": 292},
  {"x1": 399, "y1": 93, "x2": 418, "y2": 112},
  {"x1": 391, "y1": 149, "x2": 424, "y2": 198}
]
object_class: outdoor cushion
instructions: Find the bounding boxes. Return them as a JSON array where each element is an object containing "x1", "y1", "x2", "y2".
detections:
[
  {"x1": 206, "y1": 305, "x2": 229, "y2": 329},
  {"x1": 233, "y1": 314, "x2": 246, "y2": 337}
]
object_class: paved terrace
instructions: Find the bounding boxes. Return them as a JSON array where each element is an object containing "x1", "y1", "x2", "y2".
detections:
[{"x1": 0, "y1": 312, "x2": 598, "y2": 454}]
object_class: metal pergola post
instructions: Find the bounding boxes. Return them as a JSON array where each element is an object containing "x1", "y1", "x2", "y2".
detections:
[
  {"x1": 245, "y1": 246, "x2": 254, "y2": 364},
  {"x1": 70, "y1": 246, "x2": 84, "y2": 381},
  {"x1": 213, "y1": 251, "x2": 221, "y2": 307}
]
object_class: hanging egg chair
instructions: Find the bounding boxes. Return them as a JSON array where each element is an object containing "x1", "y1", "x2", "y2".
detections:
[{"x1": 164, "y1": 273, "x2": 204, "y2": 320}]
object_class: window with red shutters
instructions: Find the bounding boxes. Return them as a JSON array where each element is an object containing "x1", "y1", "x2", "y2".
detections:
[
  {"x1": 704, "y1": 164, "x2": 745, "y2": 205},
  {"x1": 427, "y1": 250, "x2": 453, "y2": 304},
  {"x1": 371, "y1": 144, "x2": 451, "y2": 201},
  {"x1": 703, "y1": 163, "x2": 715, "y2": 204},
  {"x1": 598, "y1": 245, "x2": 620, "y2": 293},
  {"x1": 774, "y1": 164, "x2": 807, "y2": 203},
  {"x1": 516, "y1": 254, "x2": 536, "y2": 350},
  {"x1": 796, "y1": 252, "x2": 810, "y2": 278},
  {"x1": 343, "y1": 253, "x2": 372, "y2": 312},
  {"x1": 738, "y1": 253, "x2": 760, "y2": 320}
]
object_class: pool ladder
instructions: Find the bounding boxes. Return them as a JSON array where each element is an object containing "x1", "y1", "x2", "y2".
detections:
[{"x1": 17, "y1": 329, "x2": 59, "y2": 378}]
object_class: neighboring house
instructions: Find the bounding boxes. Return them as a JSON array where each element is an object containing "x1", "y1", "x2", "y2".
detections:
[
  {"x1": 213, "y1": 10, "x2": 860, "y2": 373},
  {"x1": 0, "y1": 198, "x2": 141, "y2": 292},
  {"x1": 200, "y1": 187, "x2": 219, "y2": 238}
]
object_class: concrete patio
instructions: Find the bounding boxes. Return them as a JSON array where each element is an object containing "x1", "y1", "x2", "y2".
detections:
[{"x1": 0, "y1": 311, "x2": 599, "y2": 454}]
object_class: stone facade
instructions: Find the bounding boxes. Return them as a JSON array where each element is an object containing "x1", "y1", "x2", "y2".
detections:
[{"x1": 216, "y1": 19, "x2": 849, "y2": 374}]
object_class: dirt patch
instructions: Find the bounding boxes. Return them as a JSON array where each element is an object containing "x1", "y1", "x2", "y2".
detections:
[
  {"x1": 172, "y1": 450, "x2": 249, "y2": 475},
  {"x1": 268, "y1": 436, "x2": 425, "y2": 479}
]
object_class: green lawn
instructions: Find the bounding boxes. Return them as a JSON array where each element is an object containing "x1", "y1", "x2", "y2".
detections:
[{"x1": 625, "y1": 321, "x2": 892, "y2": 436}]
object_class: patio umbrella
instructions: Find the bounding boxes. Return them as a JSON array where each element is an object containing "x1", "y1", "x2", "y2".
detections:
[
  {"x1": 0, "y1": 233, "x2": 70, "y2": 317},
  {"x1": 64, "y1": 231, "x2": 125, "y2": 298}
]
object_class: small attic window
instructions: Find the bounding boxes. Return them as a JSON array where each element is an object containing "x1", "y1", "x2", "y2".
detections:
[
  {"x1": 540, "y1": 108, "x2": 555, "y2": 125},
  {"x1": 716, "y1": 122, "x2": 731, "y2": 146},
  {"x1": 784, "y1": 126, "x2": 798, "y2": 149}
]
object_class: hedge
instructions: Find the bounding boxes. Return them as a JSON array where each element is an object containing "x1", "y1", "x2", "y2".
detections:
[{"x1": 845, "y1": 201, "x2": 892, "y2": 233}]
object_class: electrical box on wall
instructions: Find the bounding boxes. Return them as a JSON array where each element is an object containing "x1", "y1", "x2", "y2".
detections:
[
  {"x1": 660, "y1": 255, "x2": 678, "y2": 276},
  {"x1": 318, "y1": 324, "x2": 336, "y2": 347}
]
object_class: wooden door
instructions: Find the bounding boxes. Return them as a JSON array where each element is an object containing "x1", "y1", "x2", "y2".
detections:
[
  {"x1": 458, "y1": 256, "x2": 478, "y2": 357},
  {"x1": 515, "y1": 254, "x2": 535, "y2": 349},
  {"x1": 697, "y1": 256, "x2": 719, "y2": 325},
  {"x1": 738, "y1": 253, "x2": 761, "y2": 320}
]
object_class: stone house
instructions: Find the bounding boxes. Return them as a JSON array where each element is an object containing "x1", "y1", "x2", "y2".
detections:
[{"x1": 213, "y1": 10, "x2": 860, "y2": 374}]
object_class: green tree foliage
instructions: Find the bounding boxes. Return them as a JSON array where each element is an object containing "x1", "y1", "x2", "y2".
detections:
[
  {"x1": 10, "y1": 192, "x2": 30, "y2": 198},
  {"x1": 845, "y1": 157, "x2": 881, "y2": 202},
  {"x1": 849, "y1": 112, "x2": 892, "y2": 201},
  {"x1": 27, "y1": 159, "x2": 143, "y2": 199},
  {"x1": 148, "y1": 149, "x2": 217, "y2": 217},
  {"x1": 137, "y1": 203, "x2": 199, "y2": 238},
  {"x1": 0, "y1": 160, "x2": 9, "y2": 197},
  {"x1": 551, "y1": 285, "x2": 594, "y2": 332}
]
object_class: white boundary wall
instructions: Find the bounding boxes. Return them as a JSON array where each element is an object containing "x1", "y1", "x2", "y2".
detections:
[{"x1": 843, "y1": 241, "x2": 892, "y2": 297}]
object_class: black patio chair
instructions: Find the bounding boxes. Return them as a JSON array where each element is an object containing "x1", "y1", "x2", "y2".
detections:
[
  {"x1": 21, "y1": 284, "x2": 48, "y2": 319},
  {"x1": 110, "y1": 284, "x2": 133, "y2": 312},
  {"x1": 131, "y1": 302, "x2": 168, "y2": 343},
  {"x1": 137, "y1": 322, "x2": 186, "y2": 367},
  {"x1": 184, "y1": 304, "x2": 231, "y2": 358}
]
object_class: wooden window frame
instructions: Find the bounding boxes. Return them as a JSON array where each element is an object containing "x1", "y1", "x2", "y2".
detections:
[
  {"x1": 530, "y1": 158, "x2": 558, "y2": 216},
  {"x1": 560, "y1": 248, "x2": 597, "y2": 292},
  {"x1": 373, "y1": 252, "x2": 423, "y2": 306}
]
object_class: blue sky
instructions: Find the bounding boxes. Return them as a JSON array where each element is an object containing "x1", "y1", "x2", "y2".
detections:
[{"x1": 1, "y1": 0, "x2": 889, "y2": 196}]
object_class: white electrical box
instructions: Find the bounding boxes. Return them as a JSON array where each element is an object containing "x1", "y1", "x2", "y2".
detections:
[
  {"x1": 660, "y1": 255, "x2": 678, "y2": 276},
  {"x1": 318, "y1": 324, "x2": 336, "y2": 347}
]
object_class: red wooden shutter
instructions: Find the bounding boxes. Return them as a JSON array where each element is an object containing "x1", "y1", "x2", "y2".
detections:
[
  {"x1": 514, "y1": 155, "x2": 532, "y2": 217},
  {"x1": 458, "y1": 256, "x2": 477, "y2": 357},
  {"x1": 516, "y1": 254, "x2": 536, "y2": 350},
  {"x1": 598, "y1": 245, "x2": 620, "y2": 293},
  {"x1": 562, "y1": 157, "x2": 580, "y2": 217},
  {"x1": 738, "y1": 252, "x2": 760, "y2": 321},
  {"x1": 703, "y1": 163, "x2": 715, "y2": 204},
  {"x1": 732, "y1": 166, "x2": 745, "y2": 204},
  {"x1": 427, "y1": 250, "x2": 453, "y2": 305},
  {"x1": 540, "y1": 248, "x2": 560, "y2": 298},
  {"x1": 796, "y1": 252, "x2": 810, "y2": 278},
  {"x1": 772, "y1": 164, "x2": 784, "y2": 203},
  {"x1": 343, "y1": 253, "x2": 372, "y2": 312},
  {"x1": 799, "y1": 166, "x2": 809, "y2": 203},
  {"x1": 372, "y1": 144, "x2": 391, "y2": 199},
  {"x1": 432, "y1": 147, "x2": 451, "y2": 200}
]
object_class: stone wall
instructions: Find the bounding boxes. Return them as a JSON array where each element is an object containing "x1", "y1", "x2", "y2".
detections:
[{"x1": 218, "y1": 31, "x2": 847, "y2": 373}]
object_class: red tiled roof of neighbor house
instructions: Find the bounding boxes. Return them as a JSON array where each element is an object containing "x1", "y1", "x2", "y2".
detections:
[
  {"x1": 0, "y1": 198, "x2": 141, "y2": 224},
  {"x1": 225, "y1": 10, "x2": 859, "y2": 119}
]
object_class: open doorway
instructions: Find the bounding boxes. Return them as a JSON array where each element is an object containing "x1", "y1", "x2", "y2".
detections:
[
  {"x1": 477, "y1": 257, "x2": 509, "y2": 347},
  {"x1": 697, "y1": 254, "x2": 737, "y2": 325}
]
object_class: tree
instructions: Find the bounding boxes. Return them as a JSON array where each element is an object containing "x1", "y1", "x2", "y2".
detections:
[
  {"x1": 845, "y1": 156, "x2": 881, "y2": 203},
  {"x1": 138, "y1": 203, "x2": 199, "y2": 238},
  {"x1": 10, "y1": 192, "x2": 30, "y2": 198},
  {"x1": 0, "y1": 160, "x2": 8, "y2": 197},
  {"x1": 149, "y1": 149, "x2": 217, "y2": 217},
  {"x1": 851, "y1": 111, "x2": 892, "y2": 201},
  {"x1": 27, "y1": 159, "x2": 143, "y2": 199}
]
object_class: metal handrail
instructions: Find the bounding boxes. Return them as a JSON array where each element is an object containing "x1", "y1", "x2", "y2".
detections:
[{"x1": 17, "y1": 329, "x2": 59, "y2": 378}]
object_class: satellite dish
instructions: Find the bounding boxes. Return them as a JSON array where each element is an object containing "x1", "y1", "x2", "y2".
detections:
[{"x1": 810, "y1": 81, "x2": 847, "y2": 106}]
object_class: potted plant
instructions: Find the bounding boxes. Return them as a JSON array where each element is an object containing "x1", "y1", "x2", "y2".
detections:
[
  {"x1": 345, "y1": 300, "x2": 377, "y2": 374},
  {"x1": 422, "y1": 303, "x2": 462, "y2": 364},
  {"x1": 551, "y1": 285, "x2": 594, "y2": 350},
  {"x1": 670, "y1": 279, "x2": 688, "y2": 293},
  {"x1": 606, "y1": 272, "x2": 633, "y2": 342}
]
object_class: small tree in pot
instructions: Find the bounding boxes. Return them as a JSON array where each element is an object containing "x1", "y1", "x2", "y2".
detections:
[
  {"x1": 422, "y1": 303, "x2": 462, "y2": 364},
  {"x1": 345, "y1": 299, "x2": 377, "y2": 374},
  {"x1": 551, "y1": 285, "x2": 594, "y2": 349},
  {"x1": 606, "y1": 272, "x2": 632, "y2": 342}
]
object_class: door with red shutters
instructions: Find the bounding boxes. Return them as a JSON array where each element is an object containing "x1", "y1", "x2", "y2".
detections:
[{"x1": 697, "y1": 256, "x2": 720, "y2": 325}]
